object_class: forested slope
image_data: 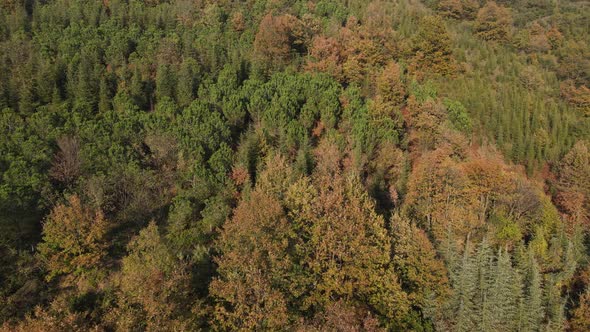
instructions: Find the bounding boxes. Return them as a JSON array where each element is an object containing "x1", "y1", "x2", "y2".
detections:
[{"x1": 0, "y1": 0, "x2": 589, "y2": 331}]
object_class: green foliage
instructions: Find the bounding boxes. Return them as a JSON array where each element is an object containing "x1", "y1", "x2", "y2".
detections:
[{"x1": 444, "y1": 98, "x2": 472, "y2": 133}]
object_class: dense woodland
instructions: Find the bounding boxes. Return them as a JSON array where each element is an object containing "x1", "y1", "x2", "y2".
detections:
[{"x1": 0, "y1": 0, "x2": 589, "y2": 331}]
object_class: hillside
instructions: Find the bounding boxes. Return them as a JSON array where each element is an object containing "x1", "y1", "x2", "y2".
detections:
[{"x1": 1, "y1": 0, "x2": 589, "y2": 331}]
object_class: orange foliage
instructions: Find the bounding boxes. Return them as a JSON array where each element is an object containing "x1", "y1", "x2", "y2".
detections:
[
  {"x1": 38, "y1": 195, "x2": 109, "y2": 286},
  {"x1": 254, "y1": 12, "x2": 312, "y2": 69},
  {"x1": 438, "y1": 0, "x2": 479, "y2": 20},
  {"x1": 210, "y1": 190, "x2": 291, "y2": 330},
  {"x1": 306, "y1": 11, "x2": 397, "y2": 84},
  {"x1": 474, "y1": 1, "x2": 513, "y2": 42},
  {"x1": 560, "y1": 81, "x2": 590, "y2": 115},
  {"x1": 404, "y1": 147, "x2": 480, "y2": 245}
]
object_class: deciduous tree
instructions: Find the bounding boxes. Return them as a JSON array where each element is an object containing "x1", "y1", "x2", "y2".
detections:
[
  {"x1": 38, "y1": 196, "x2": 109, "y2": 285},
  {"x1": 474, "y1": 1, "x2": 513, "y2": 42}
]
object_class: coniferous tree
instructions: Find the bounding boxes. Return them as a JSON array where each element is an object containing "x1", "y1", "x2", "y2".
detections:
[
  {"x1": 525, "y1": 255, "x2": 544, "y2": 332},
  {"x1": 156, "y1": 64, "x2": 176, "y2": 103},
  {"x1": 450, "y1": 241, "x2": 477, "y2": 332}
]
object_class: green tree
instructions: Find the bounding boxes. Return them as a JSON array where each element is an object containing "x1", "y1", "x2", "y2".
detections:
[{"x1": 156, "y1": 64, "x2": 177, "y2": 103}]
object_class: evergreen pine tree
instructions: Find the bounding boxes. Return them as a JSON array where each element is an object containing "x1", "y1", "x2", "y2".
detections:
[
  {"x1": 98, "y1": 75, "x2": 112, "y2": 113},
  {"x1": 473, "y1": 239, "x2": 494, "y2": 331},
  {"x1": 452, "y1": 241, "x2": 477, "y2": 332},
  {"x1": 525, "y1": 255, "x2": 544, "y2": 332},
  {"x1": 156, "y1": 64, "x2": 176, "y2": 103}
]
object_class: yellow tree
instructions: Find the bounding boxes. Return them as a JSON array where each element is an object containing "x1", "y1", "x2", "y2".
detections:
[
  {"x1": 410, "y1": 15, "x2": 455, "y2": 78},
  {"x1": 286, "y1": 173, "x2": 410, "y2": 327},
  {"x1": 38, "y1": 195, "x2": 109, "y2": 285},
  {"x1": 376, "y1": 61, "x2": 406, "y2": 106},
  {"x1": 209, "y1": 190, "x2": 292, "y2": 330},
  {"x1": 390, "y1": 215, "x2": 450, "y2": 315},
  {"x1": 117, "y1": 221, "x2": 193, "y2": 331}
]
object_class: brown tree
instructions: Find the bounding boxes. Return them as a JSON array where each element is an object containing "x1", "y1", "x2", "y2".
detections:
[
  {"x1": 296, "y1": 300, "x2": 384, "y2": 332},
  {"x1": 560, "y1": 81, "x2": 590, "y2": 115},
  {"x1": 253, "y1": 13, "x2": 306, "y2": 69},
  {"x1": 306, "y1": 35, "x2": 345, "y2": 81},
  {"x1": 38, "y1": 195, "x2": 109, "y2": 285},
  {"x1": 556, "y1": 141, "x2": 590, "y2": 228},
  {"x1": 571, "y1": 288, "x2": 590, "y2": 332},
  {"x1": 306, "y1": 12, "x2": 396, "y2": 84},
  {"x1": 116, "y1": 221, "x2": 193, "y2": 331},
  {"x1": 209, "y1": 190, "x2": 292, "y2": 330},
  {"x1": 404, "y1": 147, "x2": 480, "y2": 245},
  {"x1": 438, "y1": 0, "x2": 479, "y2": 20},
  {"x1": 376, "y1": 61, "x2": 405, "y2": 106},
  {"x1": 474, "y1": 1, "x2": 513, "y2": 42},
  {"x1": 49, "y1": 136, "x2": 81, "y2": 185}
]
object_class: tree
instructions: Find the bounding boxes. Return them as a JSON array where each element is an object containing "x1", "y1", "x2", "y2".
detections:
[
  {"x1": 474, "y1": 1, "x2": 513, "y2": 42},
  {"x1": 487, "y1": 249, "x2": 522, "y2": 331},
  {"x1": 176, "y1": 58, "x2": 199, "y2": 108},
  {"x1": 376, "y1": 61, "x2": 405, "y2": 106},
  {"x1": 390, "y1": 215, "x2": 450, "y2": 326},
  {"x1": 404, "y1": 147, "x2": 480, "y2": 245},
  {"x1": 560, "y1": 81, "x2": 590, "y2": 115},
  {"x1": 253, "y1": 13, "x2": 302, "y2": 70},
  {"x1": 306, "y1": 36, "x2": 345, "y2": 81},
  {"x1": 556, "y1": 141, "x2": 590, "y2": 228},
  {"x1": 38, "y1": 195, "x2": 109, "y2": 285},
  {"x1": 49, "y1": 136, "x2": 80, "y2": 186},
  {"x1": 447, "y1": 240, "x2": 478, "y2": 332},
  {"x1": 524, "y1": 255, "x2": 544, "y2": 331},
  {"x1": 571, "y1": 287, "x2": 590, "y2": 332},
  {"x1": 286, "y1": 174, "x2": 410, "y2": 328},
  {"x1": 410, "y1": 15, "x2": 455, "y2": 77},
  {"x1": 117, "y1": 221, "x2": 194, "y2": 331},
  {"x1": 156, "y1": 64, "x2": 176, "y2": 103},
  {"x1": 444, "y1": 99, "x2": 472, "y2": 133},
  {"x1": 209, "y1": 190, "x2": 292, "y2": 330},
  {"x1": 296, "y1": 300, "x2": 384, "y2": 332},
  {"x1": 438, "y1": 0, "x2": 479, "y2": 20}
]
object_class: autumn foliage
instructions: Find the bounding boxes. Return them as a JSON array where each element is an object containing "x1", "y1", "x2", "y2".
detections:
[
  {"x1": 474, "y1": 1, "x2": 513, "y2": 42},
  {"x1": 38, "y1": 195, "x2": 109, "y2": 285}
]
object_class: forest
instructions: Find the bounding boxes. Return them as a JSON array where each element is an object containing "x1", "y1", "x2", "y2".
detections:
[{"x1": 0, "y1": 0, "x2": 589, "y2": 331}]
